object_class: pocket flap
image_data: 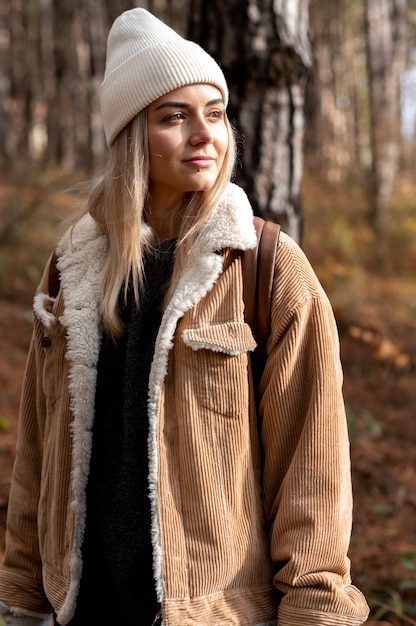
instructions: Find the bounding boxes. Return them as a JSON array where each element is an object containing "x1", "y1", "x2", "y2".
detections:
[{"x1": 182, "y1": 321, "x2": 257, "y2": 355}]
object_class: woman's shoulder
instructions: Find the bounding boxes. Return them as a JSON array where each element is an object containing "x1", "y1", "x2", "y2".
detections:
[
  {"x1": 277, "y1": 231, "x2": 324, "y2": 288},
  {"x1": 54, "y1": 214, "x2": 108, "y2": 288},
  {"x1": 273, "y1": 229, "x2": 331, "y2": 313},
  {"x1": 56, "y1": 213, "x2": 104, "y2": 256}
]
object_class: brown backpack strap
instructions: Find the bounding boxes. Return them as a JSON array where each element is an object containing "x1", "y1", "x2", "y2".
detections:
[
  {"x1": 242, "y1": 216, "x2": 281, "y2": 344},
  {"x1": 48, "y1": 249, "x2": 60, "y2": 298}
]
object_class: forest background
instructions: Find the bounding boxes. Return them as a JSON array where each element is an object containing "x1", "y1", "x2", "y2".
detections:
[{"x1": 0, "y1": 0, "x2": 415, "y2": 624}]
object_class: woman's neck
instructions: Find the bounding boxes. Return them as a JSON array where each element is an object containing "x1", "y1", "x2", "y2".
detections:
[{"x1": 144, "y1": 196, "x2": 184, "y2": 241}]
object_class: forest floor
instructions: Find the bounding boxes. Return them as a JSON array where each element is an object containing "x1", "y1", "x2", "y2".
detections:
[{"x1": 0, "y1": 170, "x2": 415, "y2": 624}]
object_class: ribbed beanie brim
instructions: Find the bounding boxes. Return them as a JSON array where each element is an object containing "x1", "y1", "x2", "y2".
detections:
[{"x1": 99, "y1": 8, "x2": 229, "y2": 147}]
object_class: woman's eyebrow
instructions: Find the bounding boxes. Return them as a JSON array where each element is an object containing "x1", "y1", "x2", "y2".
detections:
[
  {"x1": 154, "y1": 101, "x2": 189, "y2": 111},
  {"x1": 154, "y1": 98, "x2": 224, "y2": 111}
]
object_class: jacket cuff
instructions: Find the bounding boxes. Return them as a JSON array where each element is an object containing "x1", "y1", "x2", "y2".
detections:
[{"x1": 0, "y1": 602, "x2": 52, "y2": 626}]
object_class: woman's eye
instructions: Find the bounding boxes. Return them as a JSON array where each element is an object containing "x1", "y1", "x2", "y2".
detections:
[
  {"x1": 208, "y1": 109, "x2": 225, "y2": 120},
  {"x1": 164, "y1": 112, "x2": 186, "y2": 122}
]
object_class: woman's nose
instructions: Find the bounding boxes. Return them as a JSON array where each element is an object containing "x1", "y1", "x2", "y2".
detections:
[{"x1": 189, "y1": 117, "x2": 214, "y2": 144}]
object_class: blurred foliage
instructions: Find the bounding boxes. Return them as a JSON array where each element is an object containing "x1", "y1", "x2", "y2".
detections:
[
  {"x1": 347, "y1": 406, "x2": 383, "y2": 443},
  {"x1": 301, "y1": 170, "x2": 416, "y2": 329},
  {"x1": 0, "y1": 168, "x2": 84, "y2": 292},
  {"x1": 0, "y1": 418, "x2": 9, "y2": 432}
]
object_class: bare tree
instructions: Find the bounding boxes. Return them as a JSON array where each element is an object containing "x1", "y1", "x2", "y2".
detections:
[
  {"x1": 0, "y1": 2, "x2": 10, "y2": 169},
  {"x1": 39, "y1": 0, "x2": 107, "y2": 171},
  {"x1": 305, "y1": 0, "x2": 366, "y2": 183},
  {"x1": 186, "y1": 0, "x2": 312, "y2": 242},
  {"x1": 0, "y1": 0, "x2": 39, "y2": 167},
  {"x1": 365, "y1": 0, "x2": 408, "y2": 233}
]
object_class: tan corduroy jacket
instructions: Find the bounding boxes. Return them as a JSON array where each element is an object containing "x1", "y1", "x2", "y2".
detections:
[{"x1": 0, "y1": 183, "x2": 369, "y2": 626}]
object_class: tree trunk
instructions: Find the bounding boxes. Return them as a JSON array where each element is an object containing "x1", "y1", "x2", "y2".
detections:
[
  {"x1": 0, "y1": 2, "x2": 9, "y2": 169},
  {"x1": 187, "y1": 0, "x2": 312, "y2": 242},
  {"x1": 305, "y1": 0, "x2": 365, "y2": 183},
  {"x1": 5, "y1": 0, "x2": 35, "y2": 166},
  {"x1": 365, "y1": 0, "x2": 408, "y2": 232}
]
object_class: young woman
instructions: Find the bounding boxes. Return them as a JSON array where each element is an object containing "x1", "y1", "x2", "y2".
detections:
[{"x1": 0, "y1": 8, "x2": 369, "y2": 626}]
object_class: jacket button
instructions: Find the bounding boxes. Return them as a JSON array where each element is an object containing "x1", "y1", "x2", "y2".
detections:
[{"x1": 41, "y1": 336, "x2": 52, "y2": 348}]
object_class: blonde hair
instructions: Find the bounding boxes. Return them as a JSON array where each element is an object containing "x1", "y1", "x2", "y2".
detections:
[{"x1": 79, "y1": 108, "x2": 237, "y2": 338}]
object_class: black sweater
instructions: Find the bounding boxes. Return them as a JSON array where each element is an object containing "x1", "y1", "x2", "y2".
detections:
[{"x1": 67, "y1": 240, "x2": 175, "y2": 626}]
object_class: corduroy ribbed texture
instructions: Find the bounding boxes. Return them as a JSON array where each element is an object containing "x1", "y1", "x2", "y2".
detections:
[
  {"x1": 0, "y1": 184, "x2": 369, "y2": 625},
  {"x1": 99, "y1": 8, "x2": 229, "y2": 146}
]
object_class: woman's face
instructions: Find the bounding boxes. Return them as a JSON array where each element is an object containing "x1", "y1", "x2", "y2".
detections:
[{"x1": 147, "y1": 83, "x2": 229, "y2": 210}]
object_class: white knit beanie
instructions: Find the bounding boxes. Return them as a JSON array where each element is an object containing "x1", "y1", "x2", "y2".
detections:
[{"x1": 99, "y1": 8, "x2": 229, "y2": 147}]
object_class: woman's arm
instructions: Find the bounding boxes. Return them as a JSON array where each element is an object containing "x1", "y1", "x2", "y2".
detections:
[
  {"x1": 260, "y1": 233, "x2": 370, "y2": 625},
  {"x1": 0, "y1": 263, "x2": 54, "y2": 619}
]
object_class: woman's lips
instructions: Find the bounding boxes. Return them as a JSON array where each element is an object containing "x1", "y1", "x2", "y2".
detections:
[{"x1": 184, "y1": 156, "x2": 215, "y2": 167}]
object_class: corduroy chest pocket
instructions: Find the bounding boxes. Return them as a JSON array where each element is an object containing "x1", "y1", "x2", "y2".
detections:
[{"x1": 181, "y1": 321, "x2": 257, "y2": 418}]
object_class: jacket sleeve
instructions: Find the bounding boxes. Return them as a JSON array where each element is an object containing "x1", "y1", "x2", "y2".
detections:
[
  {"x1": 259, "y1": 233, "x2": 369, "y2": 625},
  {"x1": 0, "y1": 261, "x2": 54, "y2": 617}
]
